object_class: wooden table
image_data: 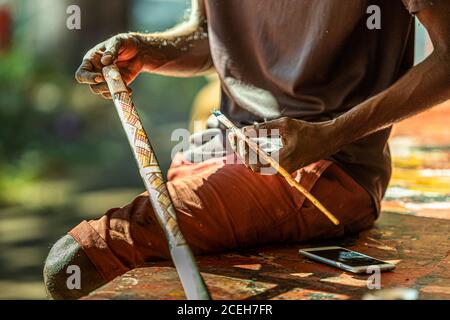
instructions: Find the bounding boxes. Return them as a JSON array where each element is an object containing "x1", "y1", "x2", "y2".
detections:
[{"x1": 83, "y1": 211, "x2": 450, "y2": 300}]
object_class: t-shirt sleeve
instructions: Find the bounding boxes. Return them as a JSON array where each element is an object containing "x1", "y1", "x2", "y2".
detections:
[{"x1": 401, "y1": 0, "x2": 438, "y2": 13}]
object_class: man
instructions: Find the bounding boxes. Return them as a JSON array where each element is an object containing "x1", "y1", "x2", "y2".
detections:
[{"x1": 44, "y1": 0, "x2": 450, "y2": 299}]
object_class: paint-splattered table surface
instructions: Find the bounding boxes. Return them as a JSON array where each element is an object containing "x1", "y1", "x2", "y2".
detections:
[
  {"x1": 84, "y1": 103, "x2": 450, "y2": 300},
  {"x1": 83, "y1": 212, "x2": 450, "y2": 300}
]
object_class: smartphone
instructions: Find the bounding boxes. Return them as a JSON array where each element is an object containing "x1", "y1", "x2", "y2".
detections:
[{"x1": 299, "y1": 246, "x2": 395, "y2": 274}]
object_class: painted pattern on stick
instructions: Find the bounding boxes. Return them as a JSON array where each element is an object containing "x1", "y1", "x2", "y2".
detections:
[{"x1": 114, "y1": 92, "x2": 184, "y2": 246}]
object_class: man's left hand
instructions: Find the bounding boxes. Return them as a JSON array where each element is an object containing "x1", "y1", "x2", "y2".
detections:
[{"x1": 229, "y1": 117, "x2": 338, "y2": 174}]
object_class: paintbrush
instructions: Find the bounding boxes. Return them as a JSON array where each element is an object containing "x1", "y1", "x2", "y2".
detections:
[{"x1": 212, "y1": 110, "x2": 340, "y2": 226}]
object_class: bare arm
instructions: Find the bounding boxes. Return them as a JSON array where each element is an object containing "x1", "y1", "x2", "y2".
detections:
[
  {"x1": 329, "y1": 2, "x2": 450, "y2": 149},
  {"x1": 132, "y1": 0, "x2": 213, "y2": 77},
  {"x1": 239, "y1": 2, "x2": 450, "y2": 173},
  {"x1": 75, "y1": 0, "x2": 212, "y2": 98}
]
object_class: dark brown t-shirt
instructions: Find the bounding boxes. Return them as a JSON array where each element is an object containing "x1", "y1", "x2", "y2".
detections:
[{"x1": 205, "y1": 0, "x2": 434, "y2": 212}]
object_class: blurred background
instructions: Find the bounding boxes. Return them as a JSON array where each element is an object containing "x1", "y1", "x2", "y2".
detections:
[{"x1": 0, "y1": 0, "x2": 442, "y2": 299}]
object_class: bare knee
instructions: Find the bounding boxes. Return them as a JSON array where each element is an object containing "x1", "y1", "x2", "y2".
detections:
[{"x1": 43, "y1": 234, "x2": 106, "y2": 299}]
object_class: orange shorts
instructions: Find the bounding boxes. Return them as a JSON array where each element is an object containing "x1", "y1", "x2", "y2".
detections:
[{"x1": 69, "y1": 154, "x2": 376, "y2": 281}]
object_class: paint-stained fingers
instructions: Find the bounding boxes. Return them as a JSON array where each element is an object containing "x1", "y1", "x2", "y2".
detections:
[
  {"x1": 101, "y1": 37, "x2": 125, "y2": 66},
  {"x1": 89, "y1": 82, "x2": 132, "y2": 95},
  {"x1": 95, "y1": 86, "x2": 132, "y2": 100},
  {"x1": 75, "y1": 60, "x2": 104, "y2": 84},
  {"x1": 90, "y1": 82, "x2": 109, "y2": 95}
]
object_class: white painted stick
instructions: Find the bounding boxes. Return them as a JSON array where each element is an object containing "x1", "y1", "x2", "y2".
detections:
[{"x1": 103, "y1": 64, "x2": 210, "y2": 300}]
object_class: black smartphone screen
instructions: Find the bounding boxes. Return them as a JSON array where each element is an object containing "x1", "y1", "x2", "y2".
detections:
[{"x1": 311, "y1": 248, "x2": 387, "y2": 267}]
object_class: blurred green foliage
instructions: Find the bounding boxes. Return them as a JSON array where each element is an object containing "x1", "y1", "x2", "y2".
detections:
[{"x1": 0, "y1": 32, "x2": 206, "y2": 207}]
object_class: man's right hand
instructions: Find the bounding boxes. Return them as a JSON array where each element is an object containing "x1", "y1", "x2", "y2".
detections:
[{"x1": 75, "y1": 33, "x2": 144, "y2": 99}]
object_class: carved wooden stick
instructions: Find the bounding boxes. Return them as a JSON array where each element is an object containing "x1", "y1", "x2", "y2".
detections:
[
  {"x1": 103, "y1": 64, "x2": 210, "y2": 300},
  {"x1": 213, "y1": 110, "x2": 340, "y2": 226}
]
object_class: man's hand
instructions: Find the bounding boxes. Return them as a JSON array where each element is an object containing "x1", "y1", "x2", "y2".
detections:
[
  {"x1": 75, "y1": 0, "x2": 212, "y2": 98},
  {"x1": 75, "y1": 33, "x2": 144, "y2": 99},
  {"x1": 229, "y1": 117, "x2": 336, "y2": 173}
]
